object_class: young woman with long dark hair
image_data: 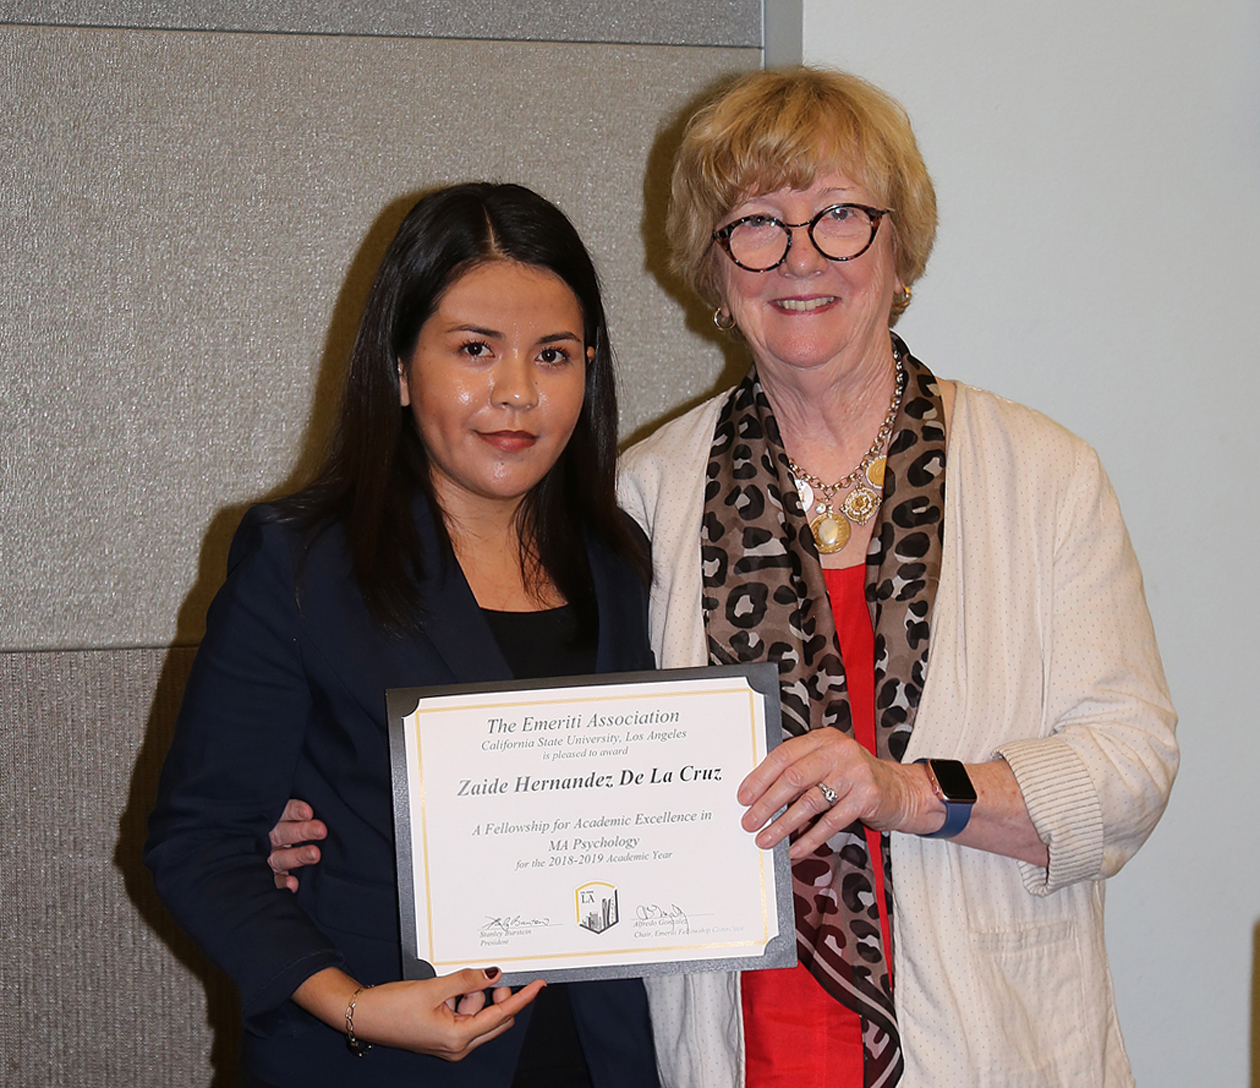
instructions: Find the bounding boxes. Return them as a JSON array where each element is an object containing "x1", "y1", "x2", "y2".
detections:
[{"x1": 146, "y1": 183, "x2": 657, "y2": 1088}]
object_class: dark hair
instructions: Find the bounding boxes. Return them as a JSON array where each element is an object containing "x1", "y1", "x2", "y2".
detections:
[{"x1": 280, "y1": 182, "x2": 649, "y2": 632}]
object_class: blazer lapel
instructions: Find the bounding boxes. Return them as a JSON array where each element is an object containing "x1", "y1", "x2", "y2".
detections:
[
  {"x1": 301, "y1": 495, "x2": 512, "y2": 726},
  {"x1": 587, "y1": 526, "x2": 655, "y2": 675},
  {"x1": 316, "y1": 496, "x2": 649, "y2": 719},
  {"x1": 407, "y1": 494, "x2": 514, "y2": 686}
]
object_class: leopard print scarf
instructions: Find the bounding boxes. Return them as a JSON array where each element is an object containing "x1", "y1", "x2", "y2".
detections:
[{"x1": 702, "y1": 336, "x2": 946, "y2": 1088}]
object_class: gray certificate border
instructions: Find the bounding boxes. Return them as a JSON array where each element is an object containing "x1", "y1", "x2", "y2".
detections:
[{"x1": 386, "y1": 662, "x2": 795, "y2": 984}]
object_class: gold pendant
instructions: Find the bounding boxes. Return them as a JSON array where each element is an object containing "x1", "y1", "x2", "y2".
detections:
[
  {"x1": 866, "y1": 457, "x2": 886, "y2": 488},
  {"x1": 810, "y1": 511, "x2": 851, "y2": 553},
  {"x1": 841, "y1": 484, "x2": 880, "y2": 525}
]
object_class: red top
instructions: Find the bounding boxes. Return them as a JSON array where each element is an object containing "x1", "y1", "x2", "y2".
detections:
[{"x1": 740, "y1": 565, "x2": 891, "y2": 1087}]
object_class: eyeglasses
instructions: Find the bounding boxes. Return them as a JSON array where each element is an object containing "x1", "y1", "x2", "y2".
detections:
[{"x1": 711, "y1": 203, "x2": 891, "y2": 272}]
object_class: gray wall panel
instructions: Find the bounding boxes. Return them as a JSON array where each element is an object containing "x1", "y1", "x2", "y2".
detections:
[
  {"x1": 764, "y1": 0, "x2": 802, "y2": 66},
  {"x1": 1, "y1": 25, "x2": 757, "y2": 650},
  {"x1": 0, "y1": 0, "x2": 760, "y2": 46},
  {"x1": 1, "y1": 647, "x2": 239, "y2": 1086}
]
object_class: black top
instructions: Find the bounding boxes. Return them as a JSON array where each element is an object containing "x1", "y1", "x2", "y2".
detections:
[
  {"x1": 481, "y1": 604, "x2": 597, "y2": 681},
  {"x1": 482, "y1": 604, "x2": 596, "y2": 1088}
]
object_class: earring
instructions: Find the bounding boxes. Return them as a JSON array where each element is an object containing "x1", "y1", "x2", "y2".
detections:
[
  {"x1": 713, "y1": 308, "x2": 736, "y2": 331},
  {"x1": 898, "y1": 285, "x2": 912, "y2": 305},
  {"x1": 397, "y1": 359, "x2": 410, "y2": 406}
]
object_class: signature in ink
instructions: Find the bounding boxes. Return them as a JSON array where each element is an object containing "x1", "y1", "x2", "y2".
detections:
[
  {"x1": 636, "y1": 903, "x2": 689, "y2": 934},
  {"x1": 480, "y1": 915, "x2": 551, "y2": 934}
]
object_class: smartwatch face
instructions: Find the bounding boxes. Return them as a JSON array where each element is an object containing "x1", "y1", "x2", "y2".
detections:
[{"x1": 932, "y1": 759, "x2": 978, "y2": 804}]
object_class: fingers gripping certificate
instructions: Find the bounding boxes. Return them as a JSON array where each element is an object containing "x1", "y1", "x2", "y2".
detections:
[{"x1": 387, "y1": 665, "x2": 795, "y2": 984}]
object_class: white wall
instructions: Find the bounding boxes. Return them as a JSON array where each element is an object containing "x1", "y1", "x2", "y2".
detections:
[{"x1": 803, "y1": 2, "x2": 1260, "y2": 1084}]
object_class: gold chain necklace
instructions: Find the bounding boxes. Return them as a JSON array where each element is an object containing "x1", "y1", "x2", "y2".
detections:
[{"x1": 785, "y1": 355, "x2": 905, "y2": 554}]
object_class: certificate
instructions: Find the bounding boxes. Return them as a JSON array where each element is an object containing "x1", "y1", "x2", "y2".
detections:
[{"x1": 387, "y1": 664, "x2": 795, "y2": 984}]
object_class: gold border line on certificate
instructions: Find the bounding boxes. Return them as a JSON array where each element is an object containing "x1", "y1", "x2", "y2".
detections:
[
  {"x1": 411, "y1": 679, "x2": 773, "y2": 968},
  {"x1": 429, "y1": 935, "x2": 771, "y2": 970},
  {"x1": 410, "y1": 712, "x2": 440, "y2": 962},
  {"x1": 411, "y1": 683, "x2": 756, "y2": 718},
  {"x1": 750, "y1": 686, "x2": 770, "y2": 945}
]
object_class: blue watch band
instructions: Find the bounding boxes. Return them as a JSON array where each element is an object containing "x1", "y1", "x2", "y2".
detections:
[
  {"x1": 921, "y1": 800, "x2": 974, "y2": 838},
  {"x1": 915, "y1": 759, "x2": 975, "y2": 839}
]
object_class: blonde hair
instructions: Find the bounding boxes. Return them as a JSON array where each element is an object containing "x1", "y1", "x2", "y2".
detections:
[{"x1": 668, "y1": 67, "x2": 937, "y2": 321}]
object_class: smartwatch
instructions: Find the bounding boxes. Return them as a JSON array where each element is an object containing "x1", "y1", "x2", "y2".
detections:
[{"x1": 915, "y1": 759, "x2": 977, "y2": 839}]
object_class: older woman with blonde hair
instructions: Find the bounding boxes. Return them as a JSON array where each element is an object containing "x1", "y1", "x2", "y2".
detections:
[
  {"x1": 266, "y1": 67, "x2": 1178, "y2": 1088},
  {"x1": 617, "y1": 67, "x2": 1177, "y2": 1087}
]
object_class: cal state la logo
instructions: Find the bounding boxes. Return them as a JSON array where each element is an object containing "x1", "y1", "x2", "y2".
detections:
[{"x1": 575, "y1": 881, "x2": 619, "y2": 934}]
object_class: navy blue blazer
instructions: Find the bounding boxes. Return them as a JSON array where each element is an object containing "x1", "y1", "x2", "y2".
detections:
[{"x1": 145, "y1": 499, "x2": 658, "y2": 1087}]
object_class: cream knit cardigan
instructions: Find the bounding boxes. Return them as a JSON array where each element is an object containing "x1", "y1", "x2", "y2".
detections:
[{"x1": 617, "y1": 382, "x2": 1178, "y2": 1088}]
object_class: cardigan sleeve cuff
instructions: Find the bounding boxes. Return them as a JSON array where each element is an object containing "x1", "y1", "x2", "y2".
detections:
[{"x1": 994, "y1": 737, "x2": 1104, "y2": 896}]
